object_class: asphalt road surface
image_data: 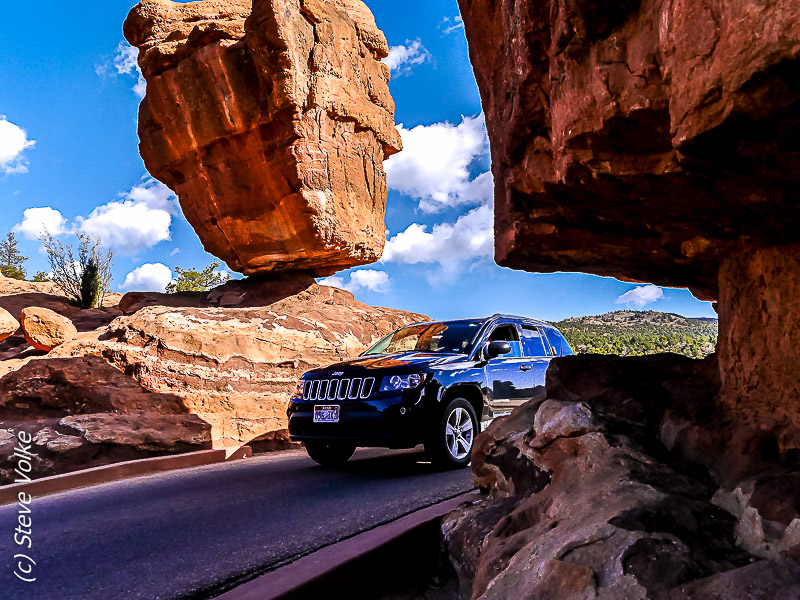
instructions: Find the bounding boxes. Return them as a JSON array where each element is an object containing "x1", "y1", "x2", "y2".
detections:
[{"x1": 0, "y1": 447, "x2": 473, "y2": 600}]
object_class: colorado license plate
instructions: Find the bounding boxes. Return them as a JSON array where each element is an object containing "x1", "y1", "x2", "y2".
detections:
[{"x1": 313, "y1": 405, "x2": 340, "y2": 423}]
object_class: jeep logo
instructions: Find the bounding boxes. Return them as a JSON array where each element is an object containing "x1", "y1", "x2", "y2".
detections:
[{"x1": 332, "y1": 371, "x2": 344, "y2": 376}]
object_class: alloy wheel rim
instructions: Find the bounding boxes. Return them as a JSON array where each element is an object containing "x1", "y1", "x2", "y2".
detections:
[{"x1": 445, "y1": 406, "x2": 474, "y2": 460}]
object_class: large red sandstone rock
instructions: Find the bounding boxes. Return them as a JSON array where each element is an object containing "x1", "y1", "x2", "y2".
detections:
[
  {"x1": 0, "y1": 308, "x2": 18, "y2": 342},
  {"x1": 458, "y1": 0, "x2": 800, "y2": 300},
  {"x1": 123, "y1": 0, "x2": 402, "y2": 277},
  {"x1": 20, "y1": 307, "x2": 79, "y2": 352}
]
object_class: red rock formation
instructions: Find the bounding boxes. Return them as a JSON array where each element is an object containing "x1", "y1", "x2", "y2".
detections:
[
  {"x1": 446, "y1": 355, "x2": 800, "y2": 599},
  {"x1": 123, "y1": 0, "x2": 402, "y2": 277},
  {"x1": 20, "y1": 307, "x2": 78, "y2": 352},
  {"x1": 0, "y1": 308, "x2": 18, "y2": 342},
  {"x1": 458, "y1": 0, "x2": 800, "y2": 301}
]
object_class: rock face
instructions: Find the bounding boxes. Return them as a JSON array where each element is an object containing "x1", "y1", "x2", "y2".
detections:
[
  {"x1": 0, "y1": 308, "x2": 18, "y2": 342},
  {"x1": 0, "y1": 356, "x2": 211, "y2": 483},
  {"x1": 445, "y1": 354, "x2": 800, "y2": 599},
  {"x1": 124, "y1": 0, "x2": 402, "y2": 277},
  {"x1": 49, "y1": 281, "x2": 425, "y2": 449},
  {"x1": 458, "y1": 0, "x2": 800, "y2": 300},
  {"x1": 20, "y1": 307, "x2": 78, "y2": 352}
]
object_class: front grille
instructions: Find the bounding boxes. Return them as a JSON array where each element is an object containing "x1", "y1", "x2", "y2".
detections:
[{"x1": 302, "y1": 377, "x2": 375, "y2": 401}]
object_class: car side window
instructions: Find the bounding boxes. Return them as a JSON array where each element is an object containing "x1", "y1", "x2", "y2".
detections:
[
  {"x1": 544, "y1": 328, "x2": 573, "y2": 356},
  {"x1": 520, "y1": 325, "x2": 548, "y2": 357},
  {"x1": 542, "y1": 328, "x2": 562, "y2": 356},
  {"x1": 488, "y1": 324, "x2": 522, "y2": 358}
]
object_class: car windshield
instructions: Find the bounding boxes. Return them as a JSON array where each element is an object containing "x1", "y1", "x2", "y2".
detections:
[{"x1": 363, "y1": 321, "x2": 482, "y2": 355}]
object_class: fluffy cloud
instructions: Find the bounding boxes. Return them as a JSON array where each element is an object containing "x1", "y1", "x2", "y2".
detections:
[
  {"x1": 440, "y1": 15, "x2": 464, "y2": 35},
  {"x1": 382, "y1": 204, "x2": 494, "y2": 281},
  {"x1": 75, "y1": 179, "x2": 177, "y2": 254},
  {"x1": 384, "y1": 115, "x2": 492, "y2": 212},
  {"x1": 14, "y1": 207, "x2": 69, "y2": 240},
  {"x1": 97, "y1": 42, "x2": 146, "y2": 98},
  {"x1": 384, "y1": 39, "x2": 431, "y2": 75},
  {"x1": 120, "y1": 262, "x2": 173, "y2": 292},
  {"x1": 319, "y1": 269, "x2": 390, "y2": 294},
  {"x1": 0, "y1": 117, "x2": 35, "y2": 175},
  {"x1": 616, "y1": 285, "x2": 665, "y2": 309}
]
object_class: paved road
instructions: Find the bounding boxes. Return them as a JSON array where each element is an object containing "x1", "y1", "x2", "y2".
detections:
[{"x1": 0, "y1": 447, "x2": 473, "y2": 600}]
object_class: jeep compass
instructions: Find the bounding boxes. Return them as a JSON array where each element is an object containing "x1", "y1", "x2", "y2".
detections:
[{"x1": 287, "y1": 314, "x2": 574, "y2": 467}]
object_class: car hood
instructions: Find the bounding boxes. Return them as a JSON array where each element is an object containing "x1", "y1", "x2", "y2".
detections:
[{"x1": 304, "y1": 351, "x2": 467, "y2": 377}]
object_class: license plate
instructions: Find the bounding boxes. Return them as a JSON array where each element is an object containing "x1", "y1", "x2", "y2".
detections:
[{"x1": 313, "y1": 405, "x2": 340, "y2": 423}]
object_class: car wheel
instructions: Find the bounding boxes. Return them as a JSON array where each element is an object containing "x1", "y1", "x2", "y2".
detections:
[
  {"x1": 304, "y1": 441, "x2": 356, "y2": 466},
  {"x1": 425, "y1": 398, "x2": 477, "y2": 468}
]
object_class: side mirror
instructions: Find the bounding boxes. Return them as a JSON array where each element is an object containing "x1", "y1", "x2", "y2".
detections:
[{"x1": 486, "y1": 340, "x2": 512, "y2": 359}]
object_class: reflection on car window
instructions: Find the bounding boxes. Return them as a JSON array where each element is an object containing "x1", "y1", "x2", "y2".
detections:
[
  {"x1": 520, "y1": 325, "x2": 547, "y2": 357},
  {"x1": 363, "y1": 322, "x2": 481, "y2": 355}
]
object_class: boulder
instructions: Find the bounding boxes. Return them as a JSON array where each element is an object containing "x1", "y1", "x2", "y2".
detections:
[
  {"x1": 0, "y1": 308, "x2": 18, "y2": 342},
  {"x1": 123, "y1": 0, "x2": 402, "y2": 277},
  {"x1": 20, "y1": 307, "x2": 78, "y2": 352}
]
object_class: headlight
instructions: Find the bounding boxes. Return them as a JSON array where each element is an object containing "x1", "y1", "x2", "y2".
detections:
[
  {"x1": 380, "y1": 373, "x2": 424, "y2": 392},
  {"x1": 294, "y1": 379, "x2": 305, "y2": 398}
]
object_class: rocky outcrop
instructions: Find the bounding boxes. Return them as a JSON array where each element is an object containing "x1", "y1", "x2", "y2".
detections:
[
  {"x1": 0, "y1": 356, "x2": 211, "y2": 483},
  {"x1": 458, "y1": 0, "x2": 800, "y2": 301},
  {"x1": 20, "y1": 307, "x2": 78, "y2": 352},
  {"x1": 445, "y1": 354, "x2": 800, "y2": 599},
  {"x1": 0, "y1": 308, "x2": 18, "y2": 342},
  {"x1": 45, "y1": 281, "x2": 424, "y2": 449},
  {"x1": 124, "y1": 0, "x2": 402, "y2": 277}
]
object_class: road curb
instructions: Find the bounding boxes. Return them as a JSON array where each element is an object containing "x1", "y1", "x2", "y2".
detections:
[
  {"x1": 0, "y1": 445, "x2": 253, "y2": 505},
  {"x1": 214, "y1": 489, "x2": 481, "y2": 600}
]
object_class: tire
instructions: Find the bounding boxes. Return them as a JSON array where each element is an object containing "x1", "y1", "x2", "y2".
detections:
[
  {"x1": 304, "y1": 440, "x2": 356, "y2": 466},
  {"x1": 425, "y1": 398, "x2": 478, "y2": 468}
]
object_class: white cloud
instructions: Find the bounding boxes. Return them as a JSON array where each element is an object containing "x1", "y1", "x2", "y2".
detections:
[
  {"x1": 75, "y1": 179, "x2": 177, "y2": 254},
  {"x1": 616, "y1": 285, "x2": 664, "y2": 309},
  {"x1": 14, "y1": 207, "x2": 69, "y2": 240},
  {"x1": 0, "y1": 117, "x2": 35, "y2": 175},
  {"x1": 120, "y1": 262, "x2": 173, "y2": 292},
  {"x1": 384, "y1": 39, "x2": 431, "y2": 75},
  {"x1": 440, "y1": 16, "x2": 464, "y2": 35},
  {"x1": 319, "y1": 269, "x2": 390, "y2": 294},
  {"x1": 97, "y1": 42, "x2": 146, "y2": 99},
  {"x1": 170, "y1": 247, "x2": 181, "y2": 256},
  {"x1": 385, "y1": 115, "x2": 492, "y2": 212},
  {"x1": 382, "y1": 204, "x2": 494, "y2": 282}
]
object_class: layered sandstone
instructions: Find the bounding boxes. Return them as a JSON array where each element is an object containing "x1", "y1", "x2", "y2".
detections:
[
  {"x1": 124, "y1": 0, "x2": 402, "y2": 277},
  {"x1": 445, "y1": 355, "x2": 800, "y2": 599},
  {"x1": 458, "y1": 0, "x2": 800, "y2": 300}
]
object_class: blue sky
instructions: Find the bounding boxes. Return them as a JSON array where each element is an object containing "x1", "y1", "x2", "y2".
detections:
[{"x1": 0, "y1": 0, "x2": 716, "y2": 322}]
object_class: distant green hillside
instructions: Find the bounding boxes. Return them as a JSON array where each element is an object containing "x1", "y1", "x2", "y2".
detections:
[{"x1": 554, "y1": 310, "x2": 718, "y2": 358}]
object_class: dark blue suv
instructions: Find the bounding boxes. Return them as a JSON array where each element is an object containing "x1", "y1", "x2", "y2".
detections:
[{"x1": 287, "y1": 314, "x2": 574, "y2": 467}]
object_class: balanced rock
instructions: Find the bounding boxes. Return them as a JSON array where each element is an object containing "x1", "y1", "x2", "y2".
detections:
[
  {"x1": 0, "y1": 308, "x2": 19, "y2": 342},
  {"x1": 20, "y1": 307, "x2": 78, "y2": 352},
  {"x1": 124, "y1": 0, "x2": 402, "y2": 277}
]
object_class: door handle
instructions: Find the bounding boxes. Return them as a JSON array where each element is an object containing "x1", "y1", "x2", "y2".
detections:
[{"x1": 519, "y1": 364, "x2": 532, "y2": 372}]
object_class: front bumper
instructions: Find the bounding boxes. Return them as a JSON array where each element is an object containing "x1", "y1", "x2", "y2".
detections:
[{"x1": 287, "y1": 390, "x2": 430, "y2": 448}]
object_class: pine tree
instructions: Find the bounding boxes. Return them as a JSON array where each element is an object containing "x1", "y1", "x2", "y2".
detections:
[{"x1": 0, "y1": 232, "x2": 27, "y2": 280}]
